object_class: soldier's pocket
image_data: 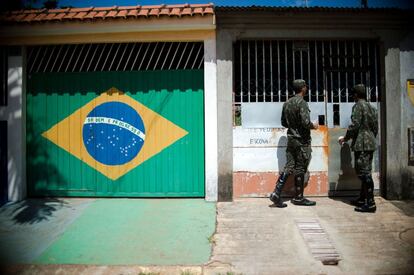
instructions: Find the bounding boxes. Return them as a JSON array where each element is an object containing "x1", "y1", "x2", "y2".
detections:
[{"x1": 300, "y1": 146, "x2": 312, "y2": 162}]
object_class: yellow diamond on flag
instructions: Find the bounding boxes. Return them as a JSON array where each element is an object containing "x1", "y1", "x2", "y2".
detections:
[{"x1": 42, "y1": 87, "x2": 188, "y2": 180}]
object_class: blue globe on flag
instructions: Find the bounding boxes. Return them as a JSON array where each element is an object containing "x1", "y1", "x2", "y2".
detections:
[{"x1": 82, "y1": 101, "x2": 145, "y2": 165}]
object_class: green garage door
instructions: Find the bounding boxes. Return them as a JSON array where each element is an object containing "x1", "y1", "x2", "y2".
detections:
[{"x1": 26, "y1": 43, "x2": 205, "y2": 197}]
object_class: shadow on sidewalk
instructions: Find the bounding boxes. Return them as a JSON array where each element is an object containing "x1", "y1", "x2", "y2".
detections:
[
  {"x1": 389, "y1": 200, "x2": 414, "y2": 217},
  {"x1": 0, "y1": 198, "x2": 67, "y2": 225}
]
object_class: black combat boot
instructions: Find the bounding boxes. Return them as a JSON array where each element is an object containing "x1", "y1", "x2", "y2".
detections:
[
  {"x1": 351, "y1": 175, "x2": 366, "y2": 206},
  {"x1": 355, "y1": 174, "x2": 376, "y2": 213},
  {"x1": 269, "y1": 172, "x2": 289, "y2": 208},
  {"x1": 291, "y1": 174, "x2": 316, "y2": 206}
]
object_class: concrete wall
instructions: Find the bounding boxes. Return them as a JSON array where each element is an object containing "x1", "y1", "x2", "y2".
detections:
[
  {"x1": 381, "y1": 30, "x2": 414, "y2": 199},
  {"x1": 204, "y1": 35, "x2": 219, "y2": 202},
  {"x1": 0, "y1": 53, "x2": 25, "y2": 202},
  {"x1": 399, "y1": 32, "x2": 414, "y2": 198},
  {"x1": 216, "y1": 29, "x2": 234, "y2": 201}
]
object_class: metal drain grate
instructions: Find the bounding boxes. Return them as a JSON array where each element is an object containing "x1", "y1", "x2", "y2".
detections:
[{"x1": 296, "y1": 218, "x2": 341, "y2": 265}]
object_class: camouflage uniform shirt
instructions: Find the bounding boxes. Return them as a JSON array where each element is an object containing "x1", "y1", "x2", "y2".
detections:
[
  {"x1": 281, "y1": 94, "x2": 315, "y2": 146},
  {"x1": 344, "y1": 99, "x2": 378, "y2": 151}
]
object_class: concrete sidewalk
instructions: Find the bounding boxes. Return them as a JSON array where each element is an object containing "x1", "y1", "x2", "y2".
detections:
[
  {"x1": 1, "y1": 197, "x2": 414, "y2": 275},
  {"x1": 211, "y1": 197, "x2": 414, "y2": 275}
]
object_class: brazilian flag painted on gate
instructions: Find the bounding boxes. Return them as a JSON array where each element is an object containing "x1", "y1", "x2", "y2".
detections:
[{"x1": 27, "y1": 70, "x2": 205, "y2": 197}]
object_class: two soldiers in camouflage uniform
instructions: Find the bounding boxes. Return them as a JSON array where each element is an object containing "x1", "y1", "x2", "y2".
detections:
[
  {"x1": 269, "y1": 79, "x2": 318, "y2": 208},
  {"x1": 339, "y1": 84, "x2": 378, "y2": 213},
  {"x1": 270, "y1": 80, "x2": 378, "y2": 213}
]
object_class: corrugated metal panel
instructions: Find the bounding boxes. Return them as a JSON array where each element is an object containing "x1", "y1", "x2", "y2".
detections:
[{"x1": 27, "y1": 70, "x2": 204, "y2": 197}]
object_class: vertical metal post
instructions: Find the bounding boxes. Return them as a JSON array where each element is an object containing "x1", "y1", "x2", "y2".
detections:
[
  {"x1": 262, "y1": 40, "x2": 265, "y2": 101},
  {"x1": 359, "y1": 41, "x2": 363, "y2": 84},
  {"x1": 337, "y1": 41, "x2": 341, "y2": 102},
  {"x1": 255, "y1": 40, "x2": 258, "y2": 102},
  {"x1": 292, "y1": 41, "x2": 295, "y2": 79},
  {"x1": 248, "y1": 41, "x2": 251, "y2": 102},
  {"x1": 367, "y1": 42, "x2": 371, "y2": 102},
  {"x1": 307, "y1": 43, "x2": 311, "y2": 101},
  {"x1": 277, "y1": 40, "x2": 281, "y2": 101},
  {"x1": 240, "y1": 41, "x2": 243, "y2": 103},
  {"x1": 285, "y1": 40, "x2": 288, "y2": 99},
  {"x1": 374, "y1": 44, "x2": 378, "y2": 100},
  {"x1": 345, "y1": 41, "x2": 349, "y2": 102},
  {"x1": 329, "y1": 41, "x2": 333, "y2": 102},
  {"x1": 352, "y1": 41, "x2": 355, "y2": 86},
  {"x1": 315, "y1": 41, "x2": 319, "y2": 102},
  {"x1": 270, "y1": 40, "x2": 273, "y2": 102}
]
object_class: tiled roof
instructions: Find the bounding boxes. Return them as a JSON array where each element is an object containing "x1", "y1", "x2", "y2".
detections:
[
  {"x1": 0, "y1": 3, "x2": 214, "y2": 23},
  {"x1": 215, "y1": 5, "x2": 404, "y2": 12}
]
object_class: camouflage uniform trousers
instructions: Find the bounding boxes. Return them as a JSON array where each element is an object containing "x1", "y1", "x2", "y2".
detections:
[
  {"x1": 354, "y1": 151, "x2": 374, "y2": 176},
  {"x1": 284, "y1": 143, "x2": 312, "y2": 176}
]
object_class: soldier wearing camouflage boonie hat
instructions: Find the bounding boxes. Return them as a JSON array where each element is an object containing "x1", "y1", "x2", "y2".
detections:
[
  {"x1": 269, "y1": 79, "x2": 318, "y2": 208},
  {"x1": 339, "y1": 83, "x2": 378, "y2": 213}
]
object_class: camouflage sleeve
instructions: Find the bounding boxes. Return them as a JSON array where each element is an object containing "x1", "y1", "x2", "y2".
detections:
[
  {"x1": 299, "y1": 100, "x2": 314, "y2": 130},
  {"x1": 372, "y1": 108, "x2": 379, "y2": 137},
  {"x1": 281, "y1": 103, "x2": 288, "y2": 128},
  {"x1": 344, "y1": 104, "x2": 362, "y2": 141}
]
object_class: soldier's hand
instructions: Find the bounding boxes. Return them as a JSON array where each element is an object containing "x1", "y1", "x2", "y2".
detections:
[
  {"x1": 338, "y1": 136, "x2": 345, "y2": 146},
  {"x1": 312, "y1": 120, "x2": 319, "y2": 130}
]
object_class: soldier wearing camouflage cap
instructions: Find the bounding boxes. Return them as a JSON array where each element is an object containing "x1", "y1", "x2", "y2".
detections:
[
  {"x1": 269, "y1": 79, "x2": 318, "y2": 207},
  {"x1": 339, "y1": 84, "x2": 378, "y2": 213}
]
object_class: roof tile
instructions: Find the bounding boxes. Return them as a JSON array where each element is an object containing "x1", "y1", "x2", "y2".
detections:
[
  {"x1": 126, "y1": 9, "x2": 138, "y2": 17},
  {"x1": 204, "y1": 7, "x2": 214, "y2": 14},
  {"x1": 159, "y1": 8, "x2": 170, "y2": 16},
  {"x1": 70, "y1": 7, "x2": 93, "y2": 12},
  {"x1": 170, "y1": 8, "x2": 181, "y2": 16},
  {"x1": 63, "y1": 12, "x2": 77, "y2": 19},
  {"x1": 94, "y1": 11, "x2": 107, "y2": 18},
  {"x1": 193, "y1": 7, "x2": 203, "y2": 14},
  {"x1": 138, "y1": 9, "x2": 149, "y2": 17},
  {"x1": 53, "y1": 13, "x2": 66, "y2": 20},
  {"x1": 74, "y1": 11, "x2": 87, "y2": 19},
  {"x1": 84, "y1": 11, "x2": 97, "y2": 19},
  {"x1": 181, "y1": 7, "x2": 193, "y2": 16},
  {"x1": 32, "y1": 13, "x2": 48, "y2": 21},
  {"x1": 106, "y1": 10, "x2": 117, "y2": 18},
  {"x1": 48, "y1": 8, "x2": 69, "y2": 13},
  {"x1": 115, "y1": 10, "x2": 128, "y2": 17},
  {"x1": 22, "y1": 13, "x2": 38, "y2": 22},
  {"x1": 118, "y1": 5, "x2": 140, "y2": 10},
  {"x1": 149, "y1": 8, "x2": 160, "y2": 16}
]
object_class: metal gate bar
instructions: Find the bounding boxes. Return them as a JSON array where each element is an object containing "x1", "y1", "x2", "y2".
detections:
[
  {"x1": 234, "y1": 39, "x2": 381, "y2": 105},
  {"x1": 27, "y1": 42, "x2": 204, "y2": 74}
]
